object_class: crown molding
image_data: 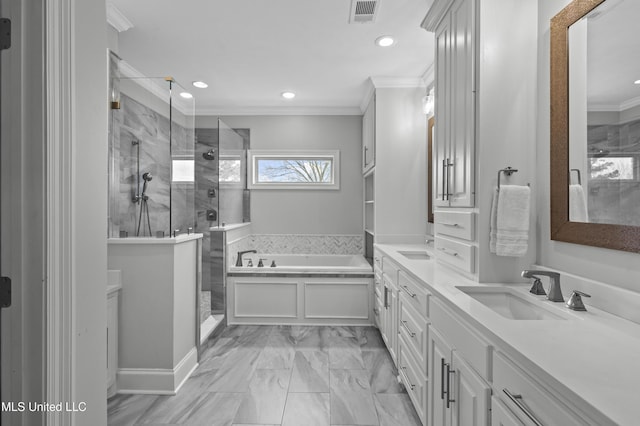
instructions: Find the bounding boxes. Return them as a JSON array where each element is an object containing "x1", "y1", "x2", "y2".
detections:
[
  {"x1": 421, "y1": 63, "x2": 435, "y2": 88},
  {"x1": 107, "y1": 3, "x2": 133, "y2": 32},
  {"x1": 421, "y1": 0, "x2": 454, "y2": 32},
  {"x1": 369, "y1": 76, "x2": 426, "y2": 88},
  {"x1": 359, "y1": 78, "x2": 376, "y2": 113},
  {"x1": 196, "y1": 106, "x2": 363, "y2": 116},
  {"x1": 589, "y1": 96, "x2": 640, "y2": 113}
]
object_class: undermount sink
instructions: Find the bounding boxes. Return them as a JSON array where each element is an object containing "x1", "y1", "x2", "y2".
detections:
[
  {"x1": 398, "y1": 250, "x2": 430, "y2": 260},
  {"x1": 456, "y1": 286, "x2": 568, "y2": 320}
]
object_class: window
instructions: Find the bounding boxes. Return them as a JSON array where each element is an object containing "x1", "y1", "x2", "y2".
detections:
[
  {"x1": 219, "y1": 156, "x2": 242, "y2": 183},
  {"x1": 248, "y1": 150, "x2": 340, "y2": 190},
  {"x1": 589, "y1": 156, "x2": 636, "y2": 181},
  {"x1": 172, "y1": 159, "x2": 194, "y2": 182}
]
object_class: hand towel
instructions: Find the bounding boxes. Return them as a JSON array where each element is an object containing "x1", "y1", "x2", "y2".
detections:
[
  {"x1": 569, "y1": 184, "x2": 588, "y2": 222},
  {"x1": 489, "y1": 187, "x2": 499, "y2": 253},
  {"x1": 496, "y1": 185, "x2": 530, "y2": 257}
]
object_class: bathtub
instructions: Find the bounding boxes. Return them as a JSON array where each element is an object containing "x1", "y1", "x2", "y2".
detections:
[
  {"x1": 230, "y1": 253, "x2": 373, "y2": 275},
  {"x1": 227, "y1": 254, "x2": 374, "y2": 325}
]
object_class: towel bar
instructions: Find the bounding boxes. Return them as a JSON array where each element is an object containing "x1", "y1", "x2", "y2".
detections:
[
  {"x1": 570, "y1": 168, "x2": 581, "y2": 185},
  {"x1": 498, "y1": 167, "x2": 530, "y2": 188}
]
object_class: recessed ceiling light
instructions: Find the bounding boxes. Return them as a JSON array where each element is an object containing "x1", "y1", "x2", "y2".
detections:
[
  {"x1": 635, "y1": 80, "x2": 640, "y2": 85},
  {"x1": 179, "y1": 92, "x2": 193, "y2": 99},
  {"x1": 281, "y1": 91, "x2": 296, "y2": 99},
  {"x1": 375, "y1": 35, "x2": 395, "y2": 47},
  {"x1": 192, "y1": 81, "x2": 208, "y2": 89}
]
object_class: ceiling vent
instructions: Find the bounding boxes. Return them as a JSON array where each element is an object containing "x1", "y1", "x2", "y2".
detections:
[{"x1": 350, "y1": 0, "x2": 379, "y2": 23}]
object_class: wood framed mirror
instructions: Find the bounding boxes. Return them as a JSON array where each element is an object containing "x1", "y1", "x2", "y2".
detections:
[{"x1": 550, "y1": 0, "x2": 640, "y2": 252}]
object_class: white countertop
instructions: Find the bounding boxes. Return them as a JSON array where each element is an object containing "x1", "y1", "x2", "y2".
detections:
[{"x1": 376, "y1": 243, "x2": 640, "y2": 426}]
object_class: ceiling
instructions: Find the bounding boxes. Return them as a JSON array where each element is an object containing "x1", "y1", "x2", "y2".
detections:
[{"x1": 108, "y1": 0, "x2": 435, "y2": 115}]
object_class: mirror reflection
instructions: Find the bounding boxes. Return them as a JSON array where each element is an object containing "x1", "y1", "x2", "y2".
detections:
[{"x1": 568, "y1": 0, "x2": 640, "y2": 226}]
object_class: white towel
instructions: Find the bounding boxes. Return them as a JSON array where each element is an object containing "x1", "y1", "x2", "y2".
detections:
[
  {"x1": 569, "y1": 184, "x2": 588, "y2": 222},
  {"x1": 495, "y1": 185, "x2": 530, "y2": 257},
  {"x1": 489, "y1": 187, "x2": 499, "y2": 253}
]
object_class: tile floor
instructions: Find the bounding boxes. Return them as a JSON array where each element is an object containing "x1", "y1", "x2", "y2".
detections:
[{"x1": 107, "y1": 325, "x2": 422, "y2": 426}]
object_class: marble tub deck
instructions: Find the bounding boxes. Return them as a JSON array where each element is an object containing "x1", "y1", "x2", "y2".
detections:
[{"x1": 108, "y1": 325, "x2": 421, "y2": 426}]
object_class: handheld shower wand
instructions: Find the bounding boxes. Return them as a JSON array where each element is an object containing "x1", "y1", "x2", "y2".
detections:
[{"x1": 136, "y1": 172, "x2": 153, "y2": 236}]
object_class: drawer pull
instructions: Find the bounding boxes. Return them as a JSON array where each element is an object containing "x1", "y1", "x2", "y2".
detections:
[
  {"x1": 384, "y1": 287, "x2": 389, "y2": 309},
  {"x1": 446, "y1": 363, "x2": 455, "y2": 408},
  {"x1": 440, "y1": 358, "x2": 446, "y2": 400},
  {"x1": 402, "y1": 285, "x2": 417, "y2": 298},
  {"x1": 503, "y1": 389, "x2": 543, "y2": 426},
  {"x1": 439, "y1": 247, "x2": 459, "y2": 257},
  {"x1": 401, "y1": 366, "x2": 416, "y2": 390},
  {"x1": 373, "y1": 308, "x2": 379, "y2": 316},
  {"x1": 401, "y1": 320, "x2": 416, "y2": 338},
  {"x1": 440, "y1": 222, "x2": 460, "y2": 227}
]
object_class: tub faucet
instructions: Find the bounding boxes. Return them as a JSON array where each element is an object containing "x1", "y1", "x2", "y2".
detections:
[
  {"x1": 521, "y1": 270, "x2": 564, "y2": 302},
  {"x1": 236, "y1": 250, "x2": 257, "y2": 267}
]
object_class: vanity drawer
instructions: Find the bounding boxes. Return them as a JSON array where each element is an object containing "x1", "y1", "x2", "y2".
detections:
[
  {"x1": 435, "y1": 236, "x2": 475, "y2": 274},
  {"x1": 398, "y1": 270, "x2": 430, "y2": 318},
  {"x1": 374, "y1": 272, "x2": 382, "y2": 298},
  {"x1": 399, "y1": 293, "x2": 428, "y2": 376},
  {"x1": 430, "y1": 297, "x2": 491, "y2": 380},
  {"x1": 373, "y1": 249, "x2": 383, "y2": 270},
  {"x1": 493, "y1": 352, "x2": 588, "y2": 426},
  {"x1": 435, "y1": 210, "x2": 475, "y2": 241},
  {"x1": 382, "y1": 256, "x2": 399, "y2": 284},
  {"x1": 398, "y1": 334, "x2": 427, "y2": 425},
  {"x1": 373, "y1": 296, "x2": 383, "y2": 328}
]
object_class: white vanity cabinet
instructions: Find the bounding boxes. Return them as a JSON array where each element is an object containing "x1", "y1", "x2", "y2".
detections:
[
  {"x1": 362, "y1": 94, "x2": 375, "y2": 174},
  {"x1": 431, "y1": 0, "x2": 475, "y2": 208},
  {"x1": 381, "y1": 271, "x2": 398, "y2": 363}
]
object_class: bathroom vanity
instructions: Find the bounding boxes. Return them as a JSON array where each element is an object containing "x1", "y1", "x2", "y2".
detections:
[{"x1": 374, "y1": 243, "x2": 639, "y2": 426}]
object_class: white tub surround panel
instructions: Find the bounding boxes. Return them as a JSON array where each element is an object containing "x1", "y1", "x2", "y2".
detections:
[
  {"x1": 107, "y1": 235, "x2": 202, "y2": 394},
  {"x1": 375, "y1": 243, "x2": 640, "y2": 426}
]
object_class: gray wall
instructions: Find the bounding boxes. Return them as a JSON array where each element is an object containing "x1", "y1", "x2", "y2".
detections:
[
  {"x1": 537, "y1": 0, "x2": 640, "y2": 294},
  {"x1": 196, "y1": 115, "x2": 364, "y2": 235}
]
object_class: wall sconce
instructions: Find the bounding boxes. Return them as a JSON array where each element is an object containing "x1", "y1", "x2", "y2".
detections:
[
  {"x1": 422, "y1": 88, "x2": 434, "y2": 115},
  {"x1": 110, "y1": 88, "x2": 121, "y2": 110}
]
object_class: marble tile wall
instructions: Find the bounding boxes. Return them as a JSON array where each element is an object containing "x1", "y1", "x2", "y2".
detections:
[{"x1": 227, "y1": 234, "x2": 364, "y2": 267}]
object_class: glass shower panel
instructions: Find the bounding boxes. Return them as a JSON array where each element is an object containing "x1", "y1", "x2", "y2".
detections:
[
  {"x1": 218, "y1": 118, "x2": 249, "y2": 225},
  {"x1": 169, "y1": 80, "x2": 196, "y2": 235}
]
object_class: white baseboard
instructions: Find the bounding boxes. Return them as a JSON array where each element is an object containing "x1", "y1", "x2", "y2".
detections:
[{"x1": 116, "y1": 347, "x2": 198, "y2": 395}]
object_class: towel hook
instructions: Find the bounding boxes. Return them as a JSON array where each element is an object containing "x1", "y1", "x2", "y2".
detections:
[
  {"x1": 570, "y1": 168, "x2": 581, "y2": 185},
  {"x1": 498, "y1": 167, "x2": 518, "y2": 188}
]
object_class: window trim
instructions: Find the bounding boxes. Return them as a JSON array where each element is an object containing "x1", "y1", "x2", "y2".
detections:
[{"x1": 247, "y1": 150, "x2": 340, "y2": 190}]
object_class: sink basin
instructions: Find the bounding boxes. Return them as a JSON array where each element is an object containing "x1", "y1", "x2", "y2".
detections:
[
  {"x1": 456, "y1": 286, "x2": 568, "y2": 320},
  {"x1": 398, "y1": 250, "x2": 430, "y2": 260}
]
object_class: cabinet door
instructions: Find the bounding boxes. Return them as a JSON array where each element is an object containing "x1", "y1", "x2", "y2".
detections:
[
  {"x1": 450, "y1": 351, "x2": 490, "y2": 426},
  {"x1": 389, "y1": 283, "x2": 398, "y2": 364},
  {"x1": 491, "y1": 396, "x2": 524, "y2": 426},
  {"x1": 429, "y1": 327, "x2": 452, "y2": 426},
  {"x1": 380, "y1": 285, "x2": 389, "y2": 346},
  {"x1": 448, "y1": 0, "x2": 475, "y2": 207},
  {"x1": 433, "y1": 14, "x2": 451, "y2": 207},
  {"x1": 362, "y1": 95, "x2": 375, "y2": 173}
]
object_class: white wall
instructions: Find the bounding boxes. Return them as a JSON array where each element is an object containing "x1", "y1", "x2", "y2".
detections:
[
  {"x1": 196, "y1": 115, "x2": 363, "y2": 235},
  {"x1": 537, "y1": 0, "x2": 640, "y2": 294},
  {"x1": 74, "y1": 0, "x2": 109, "y2": 423}
]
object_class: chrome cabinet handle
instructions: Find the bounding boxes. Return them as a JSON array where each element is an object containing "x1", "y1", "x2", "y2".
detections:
[
  {"x1": 446, "y1": 158, "x2": 454, "y2": 200},
  {"x1": 440, "y1": 222, "x2": 460, "y2": 227},
  {"x1": 442, "y1": 159, "x2": 447, "y2": 201},
  {"x1": 401, "y1": 320, "x2": 416, "y2": 338},
  {"x1": 503, "y1": 389, "x2": 543, "y2": 426},
  {"x1": 384, "y1": 287, "x2": 388, "y2": 309},
  {"x1": 446, "y1": 363, "x2": 455, "y2": 408},
  {"x1": 438, "y1": 247, "x2": 459, "y2": 257},
  {"x1": 440, "y1": 358, "x2": 446, "y2": 400},
  {"x1": 401, "y1": 366, "x2": 416, "y2": 390},
  {"x1": 401, "y1": 285, "x2": 416, "y2": 298},
  {"x1": 373, "y1": 308, "x2": 379, "y2": 316}
]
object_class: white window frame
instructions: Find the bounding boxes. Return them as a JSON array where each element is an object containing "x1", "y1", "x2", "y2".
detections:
[{"x1": 248, "y1": 150, "x2": 340, "y2": 190}]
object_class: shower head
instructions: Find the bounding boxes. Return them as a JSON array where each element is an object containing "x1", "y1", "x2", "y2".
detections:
[
  {"x1": 142, "y1": 172, "x2": 153, "y2": 182},
  {"x1": 202, "y1": 149, "x2": 215, "y2": 161}
]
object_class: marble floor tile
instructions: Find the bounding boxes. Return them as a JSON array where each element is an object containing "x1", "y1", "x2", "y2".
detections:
[
  {"x1": 208, "y1": 349, "x2": 261, "y2": 392},
  {"x1": 108, "y1": 394, "x2": 158, "y2": 426},
  {"x1": 330, "y1": 369, "x2": 378, "y2": 424},
  {"x1": 256, "y1": 345, "x2": 296, "y2": 369},
  {"x1": 362, "y1": 349, "x2": 403, "y2": 394},
  {"x1": 289, "y1": 351, "x2": 330, "y2": 392},
  {"x1": 329, "y1": 346, "x2": 365, "y2": 369},
  {"x1": 233, "y1": 369, "x2": 291, "y2": 425},
  {"x1": 374, "y1": 393, "x2": 422, "y2": 426},
  {"x1": 200, "y1": 337, "x2": 242, "y2": 368},
  {"x1": 354, "y1": 327, "x2": 385, "y2": 349},
  {"x1": 281, "y1": 393, "x2": 330, "y2": 426},
  {"x1": 181, "y1": 393, "x2": 244, "y2": 426},
  {"x1": 135, "y1": 391, "x2": 213, "y2": 425}
]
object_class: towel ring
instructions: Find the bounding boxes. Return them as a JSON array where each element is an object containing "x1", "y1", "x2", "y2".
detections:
[
  {"x1": 498, "y1": 167, "x2": 518, "y2": 188},
  {"x1": 570, "y1": 168, "x2": 581, "y2": 185}
]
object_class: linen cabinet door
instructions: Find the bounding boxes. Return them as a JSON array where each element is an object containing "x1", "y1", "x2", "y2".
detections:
[
  {"x1": 433, "y1": 10, "x2": 451, "y2": 207},
  {"x1": 450, "y1": 351, "x2": 490, "y2": 426}
]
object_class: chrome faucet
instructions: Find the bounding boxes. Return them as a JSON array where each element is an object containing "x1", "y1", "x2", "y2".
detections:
[
  {"x1": 521, "y1": 270, "x2": 564, "y2": 302},
  {"x1": 235, "y1": 250, "x2": 257, "y2": 267}
]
